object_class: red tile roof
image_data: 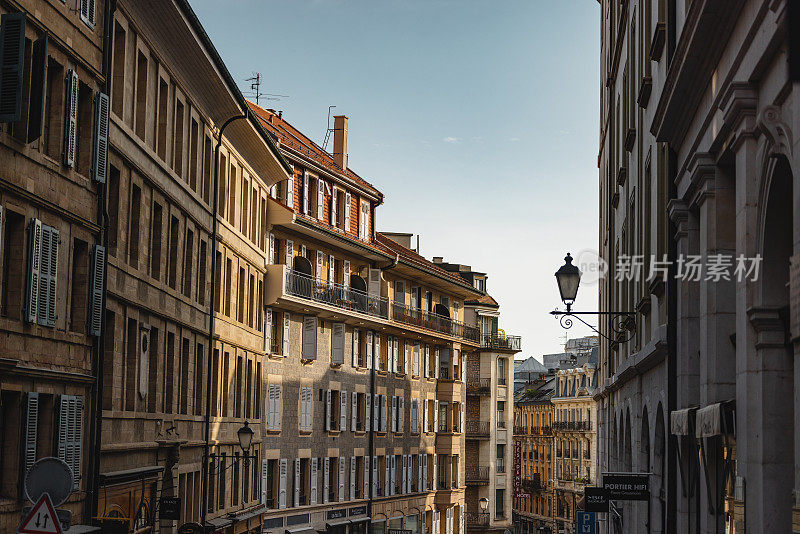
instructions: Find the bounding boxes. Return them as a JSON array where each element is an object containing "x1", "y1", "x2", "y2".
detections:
[
  {"x1": 248, "y1": 101, "x2": 382, "y2": 199},
  {"x1": 466, "y1": 293, "x2": 499, "y2": 307},
  {"x1": 375, "y1": 232, "x2": 480, "y2": 292}
]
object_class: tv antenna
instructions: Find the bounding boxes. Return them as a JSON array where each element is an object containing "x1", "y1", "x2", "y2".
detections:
[
  {"x1": 322, "y1": 105, "x2": 336, "y2": 150},
  {"x1": 243, "y1": 72, "x2": 289, "y2": 105}
]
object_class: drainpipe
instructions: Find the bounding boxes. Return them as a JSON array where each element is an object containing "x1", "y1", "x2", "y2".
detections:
[
  {"x1": 88, "y1": 0, "x2": 117, "y2": 521},
  {"x1": 201, "y1": 113, "x2": 248, "y2": 530},
  {"x1": 666, "y1": 146, "x2": 678, "y2": 532}
]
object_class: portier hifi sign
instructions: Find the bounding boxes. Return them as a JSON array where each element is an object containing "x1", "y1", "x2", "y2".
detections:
[{"x1": 601, "y1": 473, "x2": 650, "y2": 501}]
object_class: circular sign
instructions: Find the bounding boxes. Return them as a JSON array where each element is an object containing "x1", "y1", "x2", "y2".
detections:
[
  {"x1": 177, "y1": 522, "x2": 205, "y2": 534},
  {"x1": 25, "y1": 457, "x2": 74, "y2": 506}
]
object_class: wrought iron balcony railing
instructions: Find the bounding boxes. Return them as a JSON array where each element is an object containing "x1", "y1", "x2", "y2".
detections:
[
  {"x1": 465, "y1": 466, "x2": 489, "y2": 485},
  {"x1": 465, "y1": 420, "x2": 490, "y2": 438},
  {"x1": 552, "y1": 421, "x2": 593, "y2": 432},
  {"x1": 481, "y1": 334, "x2": 522, "y2": 351},
  {"x1": 466, "y1": 513, "x2": 490, "y2": 527},
  {"x1": 466, "y1": 377, "x2": 491, "y2": 395},
  {"x1": 391, "y1": 302, "x2": 480, "y2": 342},
  {"x1": 286, "y1": 270, "x2": 388, "y2": 318}
]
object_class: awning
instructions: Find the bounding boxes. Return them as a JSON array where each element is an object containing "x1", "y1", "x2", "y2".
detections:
[
  {"x1": 327, "y1": 519, "x2": 351, "y2": 528},
  {"x1": 696, "y1": 401, "x2": 735, "y2": 438},
  {"x1": 670, "y1": 407, "x2": 697, "y2": 436},
  {"x1": 286, "y1": 528, "x2": 317, "y2": 534},
  {"x1": 350, "y1": 517, "x2": 371, "y2": 524}
]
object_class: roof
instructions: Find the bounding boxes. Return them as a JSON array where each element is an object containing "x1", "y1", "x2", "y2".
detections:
[
  {"x1": 248, "y1": 102, "x2": 382, "y2": 200},
  {"x1": 375, "y1": 232, "x2": 481, "y2": 293},
  {"x1": 515, "y1": 356, "x2": 548, "y2": 374},
  {"x1": 466, "y1": 293, "x2": 499, "y2": 307}
]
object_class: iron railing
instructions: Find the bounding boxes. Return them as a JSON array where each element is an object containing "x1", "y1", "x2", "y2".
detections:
[
  {"x1": 391, "y1": 302, "x2": 480, "y2": 342},
  {"x1": 552, "y1": 421, "x2": 592, "y2": 431},
  {"x1": 466, "y1": 513, "x2": 490, "y2": 527},
  {"x1": 465, "y1": 420, "x2": 490, "y2": 438},
  {"x1": 465, "y1": 466, "x2": 490, "y2": 484},
  {"x1": 466, "y1": 377, "x2": 491, "y2": 395},
  {"x1": 514, "y1": 425, "x2": 527, "y2": 435},
  {"x1": 286, "y1": 270, "x2": 388, "y2": 318},
  {"x1": 481, "y1": 334, "x2": 522, "y2": 350}
]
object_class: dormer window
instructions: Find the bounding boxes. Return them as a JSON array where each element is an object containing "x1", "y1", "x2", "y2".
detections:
[{"x1": 474, "y1": 277, "x2": 486, "y2": 292}]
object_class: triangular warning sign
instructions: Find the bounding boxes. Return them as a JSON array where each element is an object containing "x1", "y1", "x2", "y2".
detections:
[{"x1": 17, "y1": 493, "x2": 62, "y2": 534}]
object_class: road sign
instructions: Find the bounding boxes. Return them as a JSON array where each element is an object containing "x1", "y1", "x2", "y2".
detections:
[
  {"x1": 602, "y1": 473, "x2": 650, "y2": 501},
  {"x1": 576, "y1": 511, "x2": 596, "y2": 534},
  {"x1": 159, "y1": 496, "x2": 181, "y2": 520},
  {"x1": 584, "y1": 487, "x2": 609, "y2": 512},
  {"x1": 21, "y1": 507, "x2": 71, "y2": 531},
  {"x1": 24, "y1": 458, "x2": 73, "y2": 506},
  {"x1": 18, "y1": 493, "x2": 62, "y2": 534}
]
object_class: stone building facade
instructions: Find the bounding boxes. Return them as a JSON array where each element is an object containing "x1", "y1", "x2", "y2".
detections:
[
  {"x1": 0, "y1": 0, "x2": 107, "y2": 530},
  {"x1": 595, "y1": 0, "x2": 800, "y2": 532},
  {"x1": 97, "y1": 1, "x2": 288, "y2": 532},
  {"x1": 250, "y1": 104, "x2": 483, "y2": 534}
]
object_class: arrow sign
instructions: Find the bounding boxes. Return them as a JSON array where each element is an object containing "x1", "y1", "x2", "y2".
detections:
[{"x1": 18, "y1": 493, "x2": 62, "y2": 534}]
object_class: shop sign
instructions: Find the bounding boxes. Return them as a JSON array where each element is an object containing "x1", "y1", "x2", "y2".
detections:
[
  {"x1": 349, "y1": 506, "x2": 367, "y2": 516},
  {"x1": 327, "y1": 509, "x2": 347, "y2": 520},
  {"x1": 584, "y1": 487, "x2": 609, "y2": 513},
  {"x1": 602, "y1": 473, "x2": 649, "y2": 501}
]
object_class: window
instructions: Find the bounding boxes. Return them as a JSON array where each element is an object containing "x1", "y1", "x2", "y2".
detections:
[
  {"x1": 168, "y1": 216, "x2": 179, "y2": 289},
  {"x1": 498, "y1": 358, "x2": 507, "y2": 386},
  {"x1": 358, "y1": 200, "x2": 370, "y2": 240},
  {"x1": 267, "y1": 384, "x2": 282, "y2": 431},
  {"x1": 69, "y1": 238, "x2": 89, "y2": 332},
  {"x1": 156, "y1": 77, "x2": 168, "y2": 160},
  {"x1": 299, "y1": 386, "x2": 312, "y2": 431},
  {"x1": 150, "y1": 202, "x2": 163, "y2": 281},
  {"x1": 197, "y1": 240, "x2": 207, "y2": 305},
  {"x1": 134, "y1": 51, "x2": 147, "y2": 139},
  {"x1": 129, "y1": 184, "x2": 142, "y2": 268},
  {"x1": 497, "y1": 401, "x2": 506, "y2": 428},
  {"x1": 474, "y1": 277, "x2": 485, "y2": 291},
  {"x1": 173, "y1": 99, "x2": 184, "y2": 177},
  {"x1": 2, "y1": 209, "x2": 25, "y2": 319},
  {"x1": 44, "y1": 58, "x2": 65, "y2": 159},
  {"x1": 496, "y1": 444, "x2": 506, "y2": 473},
  {"x1": 182, "y1": 229, "x2": 194, "y2": 297},
  {"x1": 495, "y1": 489, "x2": 505, "y2": 518}
]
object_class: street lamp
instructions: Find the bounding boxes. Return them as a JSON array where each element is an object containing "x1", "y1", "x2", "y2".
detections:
[
  {"x1": 550, "y1": 253, "x2": 637, "y2": 344},
  {"x1": 237, "y1": 421, "x2": 254, "y2": 453},
  {"x1": 479, "y1": 497, "x2": 489, "y2": 513}
]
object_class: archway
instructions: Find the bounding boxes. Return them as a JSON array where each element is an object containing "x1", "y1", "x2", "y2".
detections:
[
  {"x1": 639, "y1": 408, "x2": 650, "y2": 533},
  {"x1": 653, "y1": 403, "x2": 666, "y2": 534}
]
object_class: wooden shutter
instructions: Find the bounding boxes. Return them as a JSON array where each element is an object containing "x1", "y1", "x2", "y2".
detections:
[
  {"x1": 344, "y1": 192, "x2": 351, "y2": 232},
  {"x1": 339, "y1": 390, "x2": 347, "y2": 431},
  {"x1": 372, "y1": 394, "x2": 379, "y2": 432},
  {"x1": 268, "y1": 233, "x2": 275, "y2": 264},
  {"x1": 374, "y1": 333, "x2": 381, "y2": 371},
  {"x1": 390, "y1": 455, "x2": 396, "y2": 495},
  {"x1": 418, "y1": 454, "x2": 423, "y2": 492},
  {"x1": 423, "y1": 454, "x2": 428, "y2": 491},
  {"x1": 435, "y1": 349, "x2": 440, "y2": 379},
  {"x1": 317, "y1": 178, "x2": 324, "y2": 220},
  {"x1": 338, "y1": 457, "x2": 345, "y2": 501},
  {"x1": 434, "y1": 400, "x2": 439, "y2": 433},
  {"x1": 365, "y1": 392, "x2": 371, "y2": 432},
  {"x1": 325, "y1": 389, "x2": 331, "y2": 431},
  {"x1": 423, "y1": 345, "x2": 429, "y2": 377},
  {"x1": 38, "y1": 224, "x2": 59, "y2": 327},
  {"x1": 63, "y1": 69, "x2": 78, "y2": 167},
  {"x1": 350, "y1": 457, "x2": 356, "y2": 500},
  {"x1": 23, "y1": 392, "x2": 39, "y2": 475},
  {"x1": 351, "y1": 392, "x2": 357, "y2": 431},
  {"x1": 371, "y1": 455, "x2": 377, "y2": 498},
  {"x1": 343, "y1": 259, "x2": 350, "y2": 287},
  {"x1": 392, "y1": 337, "x2": 398, "y2": 373},
  {"x1": 275, "y1": 385, "x2": 282, "y2": 430},
  {"x1": 261, "y1": 459, "x2": 268, "y2": 504},
  {"x1": 302, "y1": 172, "x2": 309, "y2": 214},
  {"x1": 24, "y1": 219, "x2": 42, "y2": 323},
  {"x1": 328, "y1": 254, "x2": 335, "y2": 285},
  {"x1": 285, "y1": 239, "x2": 293, "y2": 266},
  {"x1": 310, "y1": 457, "x2": 318, "y2": 504},
  {"x1": 264, "y1": 307, "x2": 272, "y2": 353},
  {"x1": 365, "y1": 331, "x2": 373, "y2": 370},
  {"x1": 282, "y1": 312, "x2": 290, "y2": 356},
  {"x1": 27, "y1": 35, "x2": 47, "y2": 142},
  {"x1": 80, "y1": 0, "x2": 96, "y2": 27},
  {"x1": 423, "y1": 399, "x2": 428, "y2": 432},
  {"x1": 286, "y1": 173, "x2": 294, "y2": 209},
  {"x1": 413, "y1": 344, "x2": 419, "y2": 376},
  {"x1": 57, "y1": 394, "x2": 83, "y2": 490},
  {"x1": 278, "y1": 459, "x2": 287, "y2": 508},
  {"x1": 88, "y1": 245, "x2": 105, "y2": 336},
  {"x1": 315, "y1": 250, "x2": 324, "y2": 279},
  {"x1": 384, "y1": 455, "x2": 390, "y2": 496},
  {"x1": 323, "y1": 457, "x2": 330, "y2": 503},
  {"x1": 411, "y1": 399, "x2": 417, "y2": 433},
  {"x1": 0, "y1": 13, "x2": 26, "y2": 123},
  {"x1": 363, "y1": 456, "x2": 370, "y2": 499},
  {"x1": 391, "y1": 396, "x2": 397, "y2": 433},
  {"x1": 302, "y1": 316, "x2": 316, "y2": 360},
  {"x1": 401, "y1": 455, "x2": 407, "y2": 494},
  {"x1": 331, "y1": 186, "x2": 338, "y2": 226},
  {"x1": 332, "y1": 323, "x2": 344, "y2": 364},
  {"x1": 293, "y1": 458, "x2": 300, "y2": 507},
  {"x1": 351, "y1": 328, "x2": 359, "y2": 367},
  {"x1": 92, "y1": 92, "x2": 109, "y2": 183}
]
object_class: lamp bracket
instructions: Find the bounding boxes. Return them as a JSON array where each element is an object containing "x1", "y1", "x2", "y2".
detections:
[{"x1": 550, "y1": 309, "x2": 637, "y2": 344}]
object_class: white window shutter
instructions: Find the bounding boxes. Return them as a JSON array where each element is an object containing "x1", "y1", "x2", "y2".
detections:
[
  {"x1": 418, "y1": 453, "x2": 423, "y2": 492},
  {"x1": 384, "y1": 455, "x2": 390, "y2": 496},
  {"x1": 366, "y1": 331, "x2": 373, "y2": 370},
  {"x1": 38, "y1": 225, "x2": 59, "y2": 327},
  {"x1": 391, "y1": 396, "x2": 397, "y2": 433},
  {"x1": 296, "y1": 388, "x2": 303, "y2": 431},
  {"x1": 310, "y1": 457, "x2": 318, "y2": 505},
  {"x1": 381, "y1": 395, "x2": 387, "y2": 432},
  {"x1": 332, "y1": 323, "x2": 345, "y2": 364},
  {"x1": 392, "y1": 337, "x2": 398, "y2": 372},
  {"x1": 423, "y1": 454, "x2": 428, "y2": 491},
  {"x1": 435, "y1": 349, "x2": 440, "y2": 379},
  {"x1": 413, "y1": 344, "x2": 419, "y2": 376},
  {"x1": 344, "y1": 192, "x2": 351, "y2": 232},
  {"x1": 372, "y1": 394, "x2": 379, "y2": 432},
  {"x1": 338, "y1": 457, "x2": 345, "y2": 501},
  {"x1": 364, "y1": 456, "x2": 370, "y2": 499},
  {"x1": 264, "y1": 307, "x2": 272, "y2": 353},
  {"x1": 352, "y1": 328, "x2": 359, "y2": 367},
  {"x1": 323, "y1": 457, "x2": 330, "y2": 503},
  {"x1": 261, "y1": 459, "x2": 268, "y2": 505},
  {"x1": 278, "y1": 459, "x2": 287, "y2": 508},
  {"x1": 460, "y1": 506, "x2": 465, "y2": 534},
  {"x1": 340, "y1": 390, "x2": 347, "y2": 431},
  {"x1": 63, "y1": 70, "x2": 78, "y2": 167},
  {"x1": 294, "y1": 458, "x2": 300, "y2": 507},
  {"x1": 285, "y1": 239, "x2": 293, "y2": 266},
  {"x1": 302, "y1": 172, "x2": 309, "y2": 214},
  {"x1": 331, "y1": 186, "x2": 338, "y2": 226},
  {"x1": 343, "y1": 260, "x2": 350, "y2": 287},
  {"x1": 423, "y1": 345, "x2": 429, "y2": 378},
  {"x1": 401, "y1": 455, "x2": 406, "y2": 494},
  {"x1": 268, "y1": 233, "x2": 275, "y2": 264},
  {"x1": 325, "y1": 389, "x2": 332, "y2": 431},
  {"x1": 23, "y1": 392, "x2": 39, "y2": 474},
  {"x1": 283, "y1": 312, "x2": 291, "y2": 356},
  {"x1": 351, "y1": 392, "x2": 358, "y2": 431},
  {"x1": 412, "y1": 400, "x2": 418, "y2": 433},
  {"x1": 390, "y1": 455, "x2": 396, "y2": 495},
  {"x1": 286, "y1": 173, "x2": 294, "y2": 209},
  {"x1": 434, "y1": 400, "x2": 439, "y2": 433},
  {"x1": 55, "y1": 395, "x2": 82, "y2": 491},
  {"x1": 374, "y1": 333, "x2": 381, "y2": 371},
  {"x1": 24, "y1": 219, "x2": 41, "y2": 324},
  {"x1": 316, "y1": 250, "x2": 324, "y2": 279},
  {"x1": 92, "y1": 92, "x2": 109, "y2": 183},
  {"x1": 275, "y1": 385, "x2": 282, "y2": 430},
  {"x1": 267, "y1": 385, "x2": 274, "y2": 429},
  {"x1": 423, "y1": 399, "x2": 429, "y2": 432},
  {"x1": 88, "y1": 245, "x2": 105, "y2": 336},
  {"x1": 317, "y1": 178, "x2": 325, "y2": 220},
  {"x1": 328, "y1": 254, "x2": 335, "y2": 285},
  {"x1": 399, "y1": 396, "x2": 404, "y2": 433},
  {"x1": 371, "y1": 455, "x2": 378, "y2": 498},
  {"x1": 302, "y1": 316, "x2": 317, "y2": 360},
  {"x1": 365, "y1": 393, "x2": 371, "y2": 432},
  {"x1": 461, "y1": 403, "x2": 465, "y2": 433}
]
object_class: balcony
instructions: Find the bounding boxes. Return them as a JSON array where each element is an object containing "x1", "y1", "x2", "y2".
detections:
[
  {"x1": 552, "y1": 421, "x2": 592, "y2": 432},
  {"x1": 466, "y1": 377, "x2": 491, "y2": 396},
  {"x1": 285, "y1": 269, "x2": 388, "y2": 318},
  {"x1": 466, "y1": 513, "x2": 490, "y2": 528},
  {"x1": 514, "y1": 425, "x2": 527, "y2": 436},
  {"x1": 481, "y1": 334, "x2": 522, "y2": 351},
  {"x1": 391, "y1": 301, "x2": 480, "y2": 343},
  {"x1": 531, "y1": 426, "x2": 553, "y2": 436},
  {"x1": 522, "y1": 474, "x2": 544, "y2": 493},
  {"x1": 465, "y1": 466, "x2": 489, "y2": 485},
  {"x1": 465, "y1": 420, "x2": 490, "y2": 439}
]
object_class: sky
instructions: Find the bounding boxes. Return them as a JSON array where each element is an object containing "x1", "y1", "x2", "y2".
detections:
[{"x1": 192, "y1": 0, "x2": 601, "y2": 361}]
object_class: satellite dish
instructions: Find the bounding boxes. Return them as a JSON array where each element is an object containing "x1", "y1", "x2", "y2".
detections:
[{"x1": 25, "y1": 457, "x2": 74, "y2": 507}]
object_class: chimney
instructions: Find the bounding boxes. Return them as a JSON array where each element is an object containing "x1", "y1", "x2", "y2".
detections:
[
  {"x1": 333, "y1": 115, "x2": 348, "y2": 170},
  {"x1": 432, "y1": 257, "x2": 443, "y2": 264}
]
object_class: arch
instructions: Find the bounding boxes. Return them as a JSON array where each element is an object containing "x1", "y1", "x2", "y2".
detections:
[
  {"x1": 624, "y1": 408, "x2": 632, "y2": 472},
  {"x1": 293, "y1": 255, "x2": 312, "y2": 276},
  {"x1": 350, "y1": 273, "x2": 367, "y2": 293},
  {"x1": 434, "y1": 303, "x2": 450, "y2": 318},
  {"x1": 653, "y1": 402, "x2": 666, "y2": 534}
]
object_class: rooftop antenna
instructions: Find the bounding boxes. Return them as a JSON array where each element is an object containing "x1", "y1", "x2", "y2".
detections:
[
  {"x1": 322, "y1": 105, "x2": 337, "y2": 150},
  {"x1": 246, "y1": 73, "x2": 262, "y2": 106}
]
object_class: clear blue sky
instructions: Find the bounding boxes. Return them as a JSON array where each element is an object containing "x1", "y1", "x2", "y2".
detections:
[{"x1": 192, "y1": 0, "x2": 601, "y2": 360}]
